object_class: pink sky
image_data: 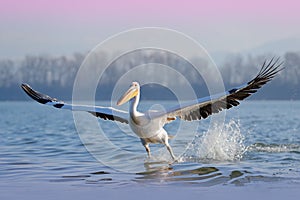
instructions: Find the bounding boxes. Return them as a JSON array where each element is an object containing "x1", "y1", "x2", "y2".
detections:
[
  {"x1": 2, "y1": 0, "x2": 299, "y2": 23},
  {"x1": 0, "y1": 0, "x2": 299, "y2": 58}
]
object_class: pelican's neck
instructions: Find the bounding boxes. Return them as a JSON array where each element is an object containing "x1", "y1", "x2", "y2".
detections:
[{"x1": 129, "y1": 92, "x2": 140, "y2": 118}]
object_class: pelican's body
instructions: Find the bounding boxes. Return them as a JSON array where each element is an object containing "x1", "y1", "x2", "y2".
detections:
[
  {"x1": 21, "y1": 59, "x2": 283, "y2": 161},
  {"x1": 116, "y1": 81, "x2": 176, "y2": 158}
]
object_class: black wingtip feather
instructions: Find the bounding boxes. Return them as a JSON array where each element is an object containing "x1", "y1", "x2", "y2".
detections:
[
  {"x1": 248, "y1": 58, "x2": 283, "y2": 85},
  {"x1": 21, "y1": 83, "x2": 59, "y2": 104},
  {"x1": 232, "y1": 58, "x2": 283, "y2": 102}
]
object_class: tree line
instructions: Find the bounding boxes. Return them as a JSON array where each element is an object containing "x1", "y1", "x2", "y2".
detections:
[{"x1": 0, "y1": 51, "x2": 299, "y2": 100}]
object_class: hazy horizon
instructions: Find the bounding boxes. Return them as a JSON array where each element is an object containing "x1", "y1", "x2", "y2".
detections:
[{"x1": 1, "y1": 0, "x2": 300, "y2": 59}]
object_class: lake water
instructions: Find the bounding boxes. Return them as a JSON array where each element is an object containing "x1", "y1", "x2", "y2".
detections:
[{"x1": 1, "y1": 101, "x2": 300, "y2": 200}]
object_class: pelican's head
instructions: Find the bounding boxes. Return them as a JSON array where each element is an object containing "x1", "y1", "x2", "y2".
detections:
[{"x1": 117, "y1": 82, "x2": 140, "y2": 106}]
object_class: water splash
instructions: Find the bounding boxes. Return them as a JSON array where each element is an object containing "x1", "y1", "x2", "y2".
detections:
[
  {"x1": 248, "y1": 143, "x2": 300, "y2": 153},
  {"x1": 182, "y1": 120, "x2": 246, "y2": 162}
]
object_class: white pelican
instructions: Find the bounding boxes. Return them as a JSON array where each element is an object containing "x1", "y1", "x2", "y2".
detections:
[{"x1": 21, "y1": 58, "x2": 283, "y2": 160}]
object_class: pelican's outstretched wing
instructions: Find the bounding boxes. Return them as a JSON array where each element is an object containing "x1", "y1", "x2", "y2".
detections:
[
  {"x1": 156, "y1": 58, "x2": 283, "y2": 122},
  {"x1": 21, "y1": 84, "x2": 129, "y2": 124}
]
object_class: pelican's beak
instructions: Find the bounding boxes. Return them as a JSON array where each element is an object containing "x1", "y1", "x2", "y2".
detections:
[{"x1": 117, "y1": 85, "x2": 138, "y2": 106}]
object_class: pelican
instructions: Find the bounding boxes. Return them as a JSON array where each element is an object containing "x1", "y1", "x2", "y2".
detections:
[{"x1": 21, "y1": 58, "x2": 283, "y2": 160}]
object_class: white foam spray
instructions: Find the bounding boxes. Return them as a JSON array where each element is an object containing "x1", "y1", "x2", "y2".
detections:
[{"x1": 182, "y1": 120, "x2": 246, "y2": 162}]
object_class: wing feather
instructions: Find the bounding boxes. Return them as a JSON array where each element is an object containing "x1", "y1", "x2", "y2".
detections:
[
  {"x1": 156, "y1": 58, "x2": 284, "y2": 122},
  {"x1": 21, "y1": 84, "x2": 129, "y2": 124}
]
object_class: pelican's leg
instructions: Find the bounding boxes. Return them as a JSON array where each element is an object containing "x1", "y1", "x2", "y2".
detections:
[
  {"x1": 166, "y1": 144, "x2": 176, "y2": 161},
  {"x1": 164, "y1": 139, "x2": 176, "y2": 161},
  {"x1": 141, "y1": 139, "x2": 151, "y2": 158},
  {"x1": 144, "y1": 143, "x2": 151, "y2": 158}
]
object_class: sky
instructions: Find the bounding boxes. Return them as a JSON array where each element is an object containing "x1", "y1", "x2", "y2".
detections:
[{"x1": 0, "y1": 0, "x2": 300, "y2": 59}]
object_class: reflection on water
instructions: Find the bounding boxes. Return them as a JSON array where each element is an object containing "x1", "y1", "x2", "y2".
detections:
[
  {"x1": 134, "y1": 161, "x2": 282, "y2": 186},
  {"x1": 52, "y1": 161, "x2": 284, "y2": 187},
  {"x1": 137, "y1": 163, "x2": 221, "y2": 183}
]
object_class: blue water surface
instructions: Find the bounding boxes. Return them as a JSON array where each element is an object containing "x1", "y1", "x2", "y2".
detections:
[{"x1": 0, "y1": 101, "x2": 299, "y2": 199}]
